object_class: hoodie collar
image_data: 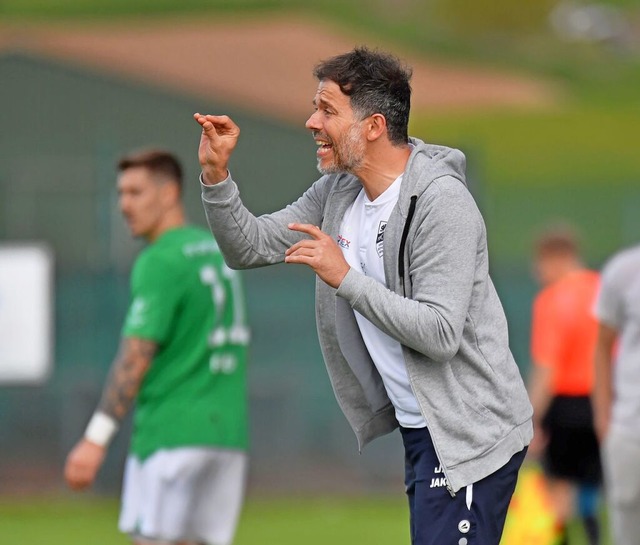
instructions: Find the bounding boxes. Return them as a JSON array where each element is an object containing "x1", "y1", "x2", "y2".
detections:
[{"x1": 396, "y1": 137, "x2": 467, "y2": 215}]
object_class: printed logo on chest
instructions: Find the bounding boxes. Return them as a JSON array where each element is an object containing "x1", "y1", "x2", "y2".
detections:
[
  {"x1": 376, "y1": 221, "x2": 387, "y2": 257},
  {"x1": 337, "y1": 234, "x2": 351, "y2": 250}
]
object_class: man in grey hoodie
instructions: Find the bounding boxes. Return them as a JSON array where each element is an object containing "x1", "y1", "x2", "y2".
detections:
[{"x1": 194, "y1": 47, "x2": 532, "y2": 545}]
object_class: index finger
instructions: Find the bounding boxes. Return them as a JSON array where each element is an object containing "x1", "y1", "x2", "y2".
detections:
[
  {"x1": 194, "y1": 113, "x2": 234, "y2": 126},
  {"x1": 288, "y1": 223, "x2": 323, "y2": 239},
  {"x1": 193, "y1": 112, "x2": 211, "y2": 125},
  {"x1": 194, "y1": 112, "x2": 212, "y2": 130}
]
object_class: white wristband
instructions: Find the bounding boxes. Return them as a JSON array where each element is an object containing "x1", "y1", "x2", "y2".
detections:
[{"x1": 84, "y1": 412, "x2": 119, "y2": 447}]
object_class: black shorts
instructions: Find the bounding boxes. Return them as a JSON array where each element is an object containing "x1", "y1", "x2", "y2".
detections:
[{"x1": 542, "y1": 395, "x2": 602, "y2": 485}]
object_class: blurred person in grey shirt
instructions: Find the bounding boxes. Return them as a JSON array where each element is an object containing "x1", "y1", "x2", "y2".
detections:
[{"x1": 593, "y1": 243, "x2": 640, "y2": 545}]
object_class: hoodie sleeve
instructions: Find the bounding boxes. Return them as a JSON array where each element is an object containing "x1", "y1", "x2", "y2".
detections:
[
  {"x1": 336, "y1": 176, "x2": 483, "y2": 362},
  {"x1": 201, "y1": 173, "x2": 327, "y2": 269}
]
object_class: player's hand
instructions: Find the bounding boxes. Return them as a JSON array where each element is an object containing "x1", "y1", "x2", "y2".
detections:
[
  {"x1": 193, "y1": 113, "x2": 240, "y2": 184},
  {"x1": 527, "y1": 422, "x2": 548, "y2": 459},
  {"x1": 594, "y1": 410, "x2": 610, "y2": 443},
  {"x1": 64, "y1": 439, "x2": 106, "y2": 491},
  {"x1": 285, "y1": 223, "x2": 350, "y2": 288}
]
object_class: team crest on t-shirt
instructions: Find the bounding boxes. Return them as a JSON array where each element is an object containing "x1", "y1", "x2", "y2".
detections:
[{"x1": 376, "y1": 221, "x2": 387, "y2": 257}]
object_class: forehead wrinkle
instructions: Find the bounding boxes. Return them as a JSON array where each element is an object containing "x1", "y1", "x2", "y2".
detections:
[
  {"x1": 316, "y1": 83, "x2": 345, "y2": 106},
  {"x1": 318, "y1": 96, "x2": 352, "y2": 120},
  {"x1": 313, "y1": 94, "x2": 333, "y2": 108}
]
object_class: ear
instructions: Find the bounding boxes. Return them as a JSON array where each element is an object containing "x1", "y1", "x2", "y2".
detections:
[
  {"x1": 365, "y1": 113, "x2": 387, "y2": 142},
  {"x1": 161, "y1": 180, "x2": 181, "y2": 207}
]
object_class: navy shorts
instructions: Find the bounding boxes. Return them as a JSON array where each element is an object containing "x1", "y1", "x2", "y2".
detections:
[{"x1": 400, "y1": 426, "x2": 526, "y2": 545}]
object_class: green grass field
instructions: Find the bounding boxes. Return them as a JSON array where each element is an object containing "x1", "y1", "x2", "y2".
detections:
[
  {"x1": 0, "y1": 494, "x2": 410, "y2": 545},
  {"x1": 0, "y1": 493, "x2": 609, "y2": 545}
]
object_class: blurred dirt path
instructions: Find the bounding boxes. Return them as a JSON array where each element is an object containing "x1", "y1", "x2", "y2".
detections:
[{"x1": 1, "y1": 15, "x2": 560, "y2": 122}]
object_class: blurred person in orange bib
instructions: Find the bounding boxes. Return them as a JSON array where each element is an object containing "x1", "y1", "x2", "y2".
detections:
[{"x1": 528, "y1": 226, "x2": 602, "y2": 545}]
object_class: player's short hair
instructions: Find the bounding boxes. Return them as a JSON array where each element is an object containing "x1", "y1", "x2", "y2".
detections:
[
  {"x1": 117, "y1": 149, "x2": 183, "y2": 195},
  {"x1": 313, "y1": 46, "x2": 412, "y2": 146},
  {"x1": 534, "y1": 225, "x2": 581, "y2": 259}
]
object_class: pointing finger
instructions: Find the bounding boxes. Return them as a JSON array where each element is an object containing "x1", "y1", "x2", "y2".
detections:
[{"x1": 288, "y1": 223, "x2": 323, "y2": 238}]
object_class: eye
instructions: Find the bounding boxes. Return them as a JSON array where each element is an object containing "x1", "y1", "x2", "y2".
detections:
[{"x1": 320, "y1": 105, "x2": 334, "y2": 116}]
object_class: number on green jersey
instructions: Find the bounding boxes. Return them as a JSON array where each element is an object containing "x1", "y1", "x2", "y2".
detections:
[{"x1": 199, "y1": 263, "x2": 249, "y2": 374}]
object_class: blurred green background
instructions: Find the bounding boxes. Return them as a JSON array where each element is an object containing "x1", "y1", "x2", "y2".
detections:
[{"x1": 1, "y1": 1, "x2": 637, "y2": 543}]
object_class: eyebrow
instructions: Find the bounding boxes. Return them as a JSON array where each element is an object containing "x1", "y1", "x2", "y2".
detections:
[{"x1": 313, "y1": 96, "x2": 335, "y2": 109}]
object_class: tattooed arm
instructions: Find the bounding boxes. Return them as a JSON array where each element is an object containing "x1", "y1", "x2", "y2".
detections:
[
  {"x1": 97, "y1": 337, "x2": 157, "y2": 421},
  {"x1": 64, "y1": 337, "x2": 157, "y2": 490}
]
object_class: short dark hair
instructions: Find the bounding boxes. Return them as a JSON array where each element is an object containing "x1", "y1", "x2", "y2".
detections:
[
  {"x1": 534, "y1": 225, "x2": 580, "y2": 258},
  {"x1": 313, "y1": 46, "x2": 412, "y2": 145},
  {"x1": 117, "y1": 149, "x2": 183, "y2": 194}
]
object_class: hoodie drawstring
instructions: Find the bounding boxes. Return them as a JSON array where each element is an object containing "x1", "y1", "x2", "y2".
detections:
[{"x1": 398, "y1": 195, "x2": 418, "y2": 297}]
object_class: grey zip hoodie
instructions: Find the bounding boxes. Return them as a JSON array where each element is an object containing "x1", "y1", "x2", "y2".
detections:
[{"x1": 201, "y1": 137, "x2": 533, "y2": 493}]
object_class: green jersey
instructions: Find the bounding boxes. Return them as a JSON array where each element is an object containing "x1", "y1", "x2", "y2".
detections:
[{"x1": 122, "y1": 226, "x2": 249, "y2": 460}]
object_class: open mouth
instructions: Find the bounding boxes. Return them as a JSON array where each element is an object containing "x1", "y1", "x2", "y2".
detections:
[{"x1": 315, "y1": 138, "x2": 333, "y2": 156}]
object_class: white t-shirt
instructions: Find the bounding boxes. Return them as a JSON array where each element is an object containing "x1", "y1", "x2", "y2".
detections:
[{"x1": 338, "y1": 175, "x2": 426, "y2": 428}]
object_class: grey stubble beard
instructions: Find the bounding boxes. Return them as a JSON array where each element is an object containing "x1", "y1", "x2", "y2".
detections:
[{"x1": 316, "y1": 122, "x2": 365, "y2": 176}]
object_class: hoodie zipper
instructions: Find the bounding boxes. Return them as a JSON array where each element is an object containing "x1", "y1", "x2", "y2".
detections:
[
  {"x1": 398, "y1": 195, "x2": 417, "y2": 297},
  {"x1": 398, "y1": 193, "x2": 456, "y2": 498}
]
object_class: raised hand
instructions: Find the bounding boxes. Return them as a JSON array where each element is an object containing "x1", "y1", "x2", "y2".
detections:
[
  {"x1": 193, "y1": 113, "x2": 241, "y2": 184},
  {"x1": 285, "y1": 223, "x2": 350, "y2": 288}
]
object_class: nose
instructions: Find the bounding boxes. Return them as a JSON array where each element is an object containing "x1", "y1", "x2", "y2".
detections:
[{"x1": 305, "y1": 110, "x2": 320, "y2": 131}]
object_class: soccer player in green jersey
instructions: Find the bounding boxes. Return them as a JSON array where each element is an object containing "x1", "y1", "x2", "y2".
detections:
[{"x1": 64, "y1": 149, "x2": 249, "y2": 545}]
